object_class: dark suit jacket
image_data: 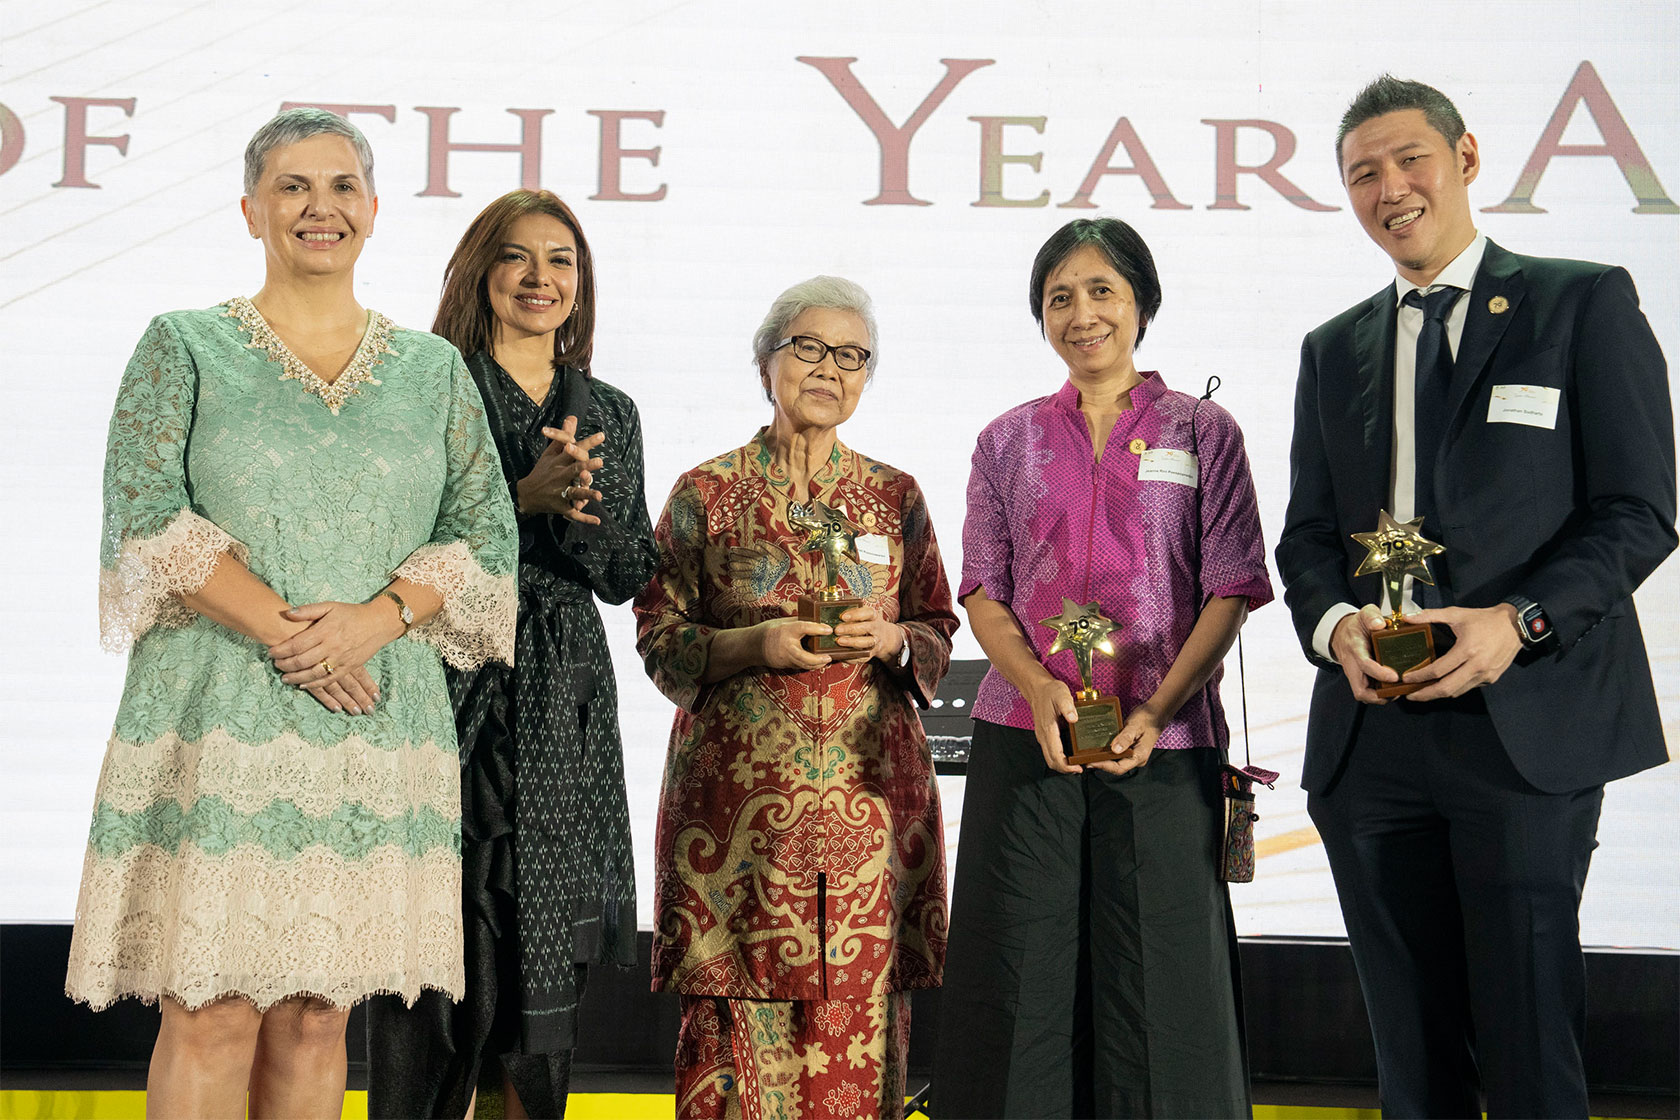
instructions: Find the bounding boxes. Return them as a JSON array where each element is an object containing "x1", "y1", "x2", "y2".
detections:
[{"x1": 1275, "y1": 239, "x2": 1676, "y2": 794}]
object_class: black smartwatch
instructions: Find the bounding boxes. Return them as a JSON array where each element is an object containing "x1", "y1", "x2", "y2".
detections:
[{"x1": 1503, "y1": 594, "x2": 1552, "y2": 647}]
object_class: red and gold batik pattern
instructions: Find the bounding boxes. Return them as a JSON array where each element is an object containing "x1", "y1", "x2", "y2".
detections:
[
  {"x1": 676, "y1": 993, "x2": 910, "y2": 1120},
  {"x1": 635, "y1": 430, "x2": 957, "y2": 1004}
]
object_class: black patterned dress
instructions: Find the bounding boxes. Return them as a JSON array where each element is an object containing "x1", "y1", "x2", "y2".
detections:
[{"x1": 369, "y1": 353, "x2": 656, "y2": 1118}]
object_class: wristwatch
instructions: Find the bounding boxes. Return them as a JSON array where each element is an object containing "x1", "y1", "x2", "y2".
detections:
[
  {"x1": 1503, "y1": 594, "x2": 1552, "y2": 647},
  {"x1": 380, "y1": 589, "x2": 415, "y2": 632}
]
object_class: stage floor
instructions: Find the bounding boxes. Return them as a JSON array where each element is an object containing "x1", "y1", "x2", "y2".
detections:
[{"x1": 2, "y1": 1070, "x2": 1675, "y2": 1120}]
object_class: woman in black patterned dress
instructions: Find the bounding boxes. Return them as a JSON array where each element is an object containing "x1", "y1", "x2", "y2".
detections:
[{"x1": 369, "y1": 190, "x2": 657, "y2": 1119}]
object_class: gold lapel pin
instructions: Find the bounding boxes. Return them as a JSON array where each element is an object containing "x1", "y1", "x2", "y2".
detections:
[
  {"x1": 1488, "y1": 295, "x2": 1510, "y2": 314},
  {"x1": 1129, "y1": 438, "x2": 1147, "y2": 454}
]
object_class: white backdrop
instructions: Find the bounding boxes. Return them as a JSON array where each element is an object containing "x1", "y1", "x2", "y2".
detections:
[{"x1": 3, "y1": 0, "x2": 1676, "y2": 947}]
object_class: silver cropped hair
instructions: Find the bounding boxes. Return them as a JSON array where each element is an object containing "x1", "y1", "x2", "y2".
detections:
[
  {"x1": 242, "y1": 107, "x2": 376, "y2": 196},
  {"x1": 752, "y1": 275, "x2": 880, "y2": 400}
]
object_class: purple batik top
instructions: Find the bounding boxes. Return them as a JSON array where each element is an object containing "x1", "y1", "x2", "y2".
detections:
[{"x1": 959, "y1": 373, "x2": 1273, "y2": 749}]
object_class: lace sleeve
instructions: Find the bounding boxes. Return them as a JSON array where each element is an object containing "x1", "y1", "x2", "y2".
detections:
[
  {"x1": 99, "y1": 316, "x2": 247, "y2": 651},
  {"x1": 393, "y1": 349, "x2": 518, "y2": 670}
]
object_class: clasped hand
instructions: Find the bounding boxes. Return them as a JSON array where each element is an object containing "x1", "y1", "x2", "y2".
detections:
[
  {"x1": 269, "y1": 600, "x2": 405, "y2": 716},
  {"x1": 518, "y1": 415, "x2": 605, "y2": 524},
  {"x1": 1398, "y1": 604, "x2": 1523, "y2": 701},
  {"x1": 754, "y1": 605, "x2": 904, "y2": 673},
  {"x1": 1027, "y1": 678, "x2": 1163, "y2": 776},
  {"x1": 1332, "y1": 603, "x2": 1522, "y2": 704}
]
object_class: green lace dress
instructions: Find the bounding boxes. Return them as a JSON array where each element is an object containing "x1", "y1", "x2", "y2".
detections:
[{"x1": 65, "y1": 298, "x2": 518, "y2": 1012}]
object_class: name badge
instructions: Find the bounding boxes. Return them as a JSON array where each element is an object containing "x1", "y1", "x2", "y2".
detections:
[
  {"x1": 1487, "y1": 384, "x2": 1560, "y2": 429},
  {"x1": 1137, "y1": 448, "x2": 1199, "y2": 487},
  {"x1": 856, "y1": 534, "x2": 892, "y2": 565}
]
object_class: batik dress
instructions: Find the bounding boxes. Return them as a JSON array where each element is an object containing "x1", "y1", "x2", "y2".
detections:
[
  {"x1": 634, "y1": 429, "x2": 958, "y2": 1120},
  {"x1": 65, "y1": 299, "x2": 517, "y2": 1013},
  {"x1": 368, "y1": 353, "x2": 657, "y2": 1119}
]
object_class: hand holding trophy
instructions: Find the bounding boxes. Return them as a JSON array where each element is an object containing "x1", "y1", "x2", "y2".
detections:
[
  {"x1": 1351, "y1": 510, "x2": 1446, "y2": 697},
  {"x1": 1039, "y1": 597, "x2": 1126, "y2": 765},
  {"x1": 790, "y1": 499, "x2": 870, "y2": 662}
]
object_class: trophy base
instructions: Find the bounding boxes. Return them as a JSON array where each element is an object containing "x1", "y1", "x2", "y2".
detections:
[
  {"x1": 1062, "y1": 693, "x2": 1125, "y2": 765},
  {"x1": 1370, "y1": 620, "x2": 1436, "y2": 698},
  {"x1": 798, "y1": 593, "x2": 870, "y2": 662}
]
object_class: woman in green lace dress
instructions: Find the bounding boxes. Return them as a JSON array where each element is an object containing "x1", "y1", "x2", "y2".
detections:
[{"x1": 63, "y1": 108, "x2": 518, "y2": 1117}]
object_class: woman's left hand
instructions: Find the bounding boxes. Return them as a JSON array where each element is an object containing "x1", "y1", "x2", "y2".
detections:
[
  {"x1": 540, "y1": 422, "x2": 606, "y2": 526},
  {"x1": 1087, "y1": 706, "x2": 1165, "y2": 777},
  {"x1": 832, "y1": 604, "x2": 905, "y2": 662},
  {"x1": 269, "y1": 600, "x2": 406, "y2": 687}
]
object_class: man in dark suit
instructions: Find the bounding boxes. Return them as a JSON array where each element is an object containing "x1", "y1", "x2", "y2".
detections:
[{"x1": 1275, "y1": 75, "x2": 1675, "y2": 1118}]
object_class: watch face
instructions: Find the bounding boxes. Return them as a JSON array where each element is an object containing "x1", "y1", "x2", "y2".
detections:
[{"x1": 400, "y1": 605, "x2": 415, "y2": 625}]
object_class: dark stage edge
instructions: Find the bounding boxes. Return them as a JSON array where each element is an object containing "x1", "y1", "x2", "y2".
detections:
[
  {"x1": 5, "y1": 925, "x2": 1675, "y2": 1102},
  {"x1": 2, "y1": 1069, "x2": 1675, "y2": 1120}
]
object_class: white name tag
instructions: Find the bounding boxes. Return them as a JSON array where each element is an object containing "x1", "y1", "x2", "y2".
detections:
[
  {"x1": 1137, "y1": 448, "x2": 1199, "y2": 487},
  {"x1": 1487, "y1": 384, "x2": 1560, "y2": 429},
  {"x1": 856, "y1": 534, "x2": 892, "y2": 565}
]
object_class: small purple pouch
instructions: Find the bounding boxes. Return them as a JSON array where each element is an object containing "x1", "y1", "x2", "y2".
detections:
[{"x1": 1219, "y1": 764, "x2": 1278, "y2": 884}]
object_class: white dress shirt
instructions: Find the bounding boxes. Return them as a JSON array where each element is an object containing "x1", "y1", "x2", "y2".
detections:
[{"x1": 1310, "y1": 233, "x2": 1489, "y2": 661}]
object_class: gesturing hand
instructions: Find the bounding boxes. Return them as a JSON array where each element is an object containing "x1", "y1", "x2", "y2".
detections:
[
  {"x1": 831, "y1": 604, "x2": 905, "y2": 662},
  {"x1": 269, "y1": 600, "x2": 406, "y2": 695},
  {"x1": 1400, "y1": 604, "x2": 1523, "y2": 701},
  {"x1": 756, "y1": 617, "x2": 834, "y2": 672},
  {"x1": 517, "y1": 415, "x2": 606, "y2": 523},
  {"x1": 1330, "y1": 605, "x2": 1397, "y2": 705},
  {"x1": 1026, "y1": 677, "x2": 1081, "y2": 775}
]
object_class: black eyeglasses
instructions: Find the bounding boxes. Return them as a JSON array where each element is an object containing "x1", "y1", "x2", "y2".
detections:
[{"x1": 772, "y1": 335, "x2": 871, "y2": 373}]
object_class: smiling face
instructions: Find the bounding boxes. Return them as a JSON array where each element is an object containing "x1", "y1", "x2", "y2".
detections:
[
  {"x1": 1041, "y1": 244, "x2": 1142, "y2": 385},
  {"x1": 1340, "y1": 108, "x2": 1480, "y2": 286},
  {"x1": 240, "y1": 133, "x2": 376, "y2": 278},
  {"x1": 763, "y1": 306, "x2": 870, "y2": 434},
  {"x1": 485, "y1": 211, "x2": 579, "y2": 346}
]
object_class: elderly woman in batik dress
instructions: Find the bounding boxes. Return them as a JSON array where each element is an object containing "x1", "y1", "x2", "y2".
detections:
[
  {"x1": 63, "y1": 108, "x2": 516, "y2": 1118},
  {"x1": 932, "y1": 218, "x2": 1273, "y2": 1119},
  {"x1": 634, "y1": 276, "x2": 958, "y2": 1120}
]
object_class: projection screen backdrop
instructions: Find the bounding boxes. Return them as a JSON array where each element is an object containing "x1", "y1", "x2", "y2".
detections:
[{"x1": 2, "y1": 0, "x2": 1675, "y2": 947}]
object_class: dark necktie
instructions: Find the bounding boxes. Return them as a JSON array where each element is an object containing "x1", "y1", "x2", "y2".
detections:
[{"x1": 1402, "y1": 284, "x2": 1461, "y2": 604}]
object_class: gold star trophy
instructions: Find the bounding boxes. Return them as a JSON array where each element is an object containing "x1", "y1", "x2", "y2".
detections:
[
  {"x1": 1040, "y1": 597, "x2": 1125, "y2": 764},
  {"x1": 1351, "y1": 510, "x2": 1446, "y2": 697},
  {"x1": 789, "y1": 500, "x2": 870, "y2": 662}
]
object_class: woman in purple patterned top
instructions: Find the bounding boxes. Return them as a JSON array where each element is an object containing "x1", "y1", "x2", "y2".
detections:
[{"x1": 932, "y1": 218, "x2": 1273, "y2": 1119}]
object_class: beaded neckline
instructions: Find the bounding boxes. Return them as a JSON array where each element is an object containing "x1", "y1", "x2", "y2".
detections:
[{"x1": 222, "y1": 296, "x2": 397, "y2": 415}]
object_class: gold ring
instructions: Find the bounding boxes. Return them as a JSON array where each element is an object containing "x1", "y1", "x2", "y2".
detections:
[{"x1": 320, "y1": 660, "x2": 335, "y2": 675}]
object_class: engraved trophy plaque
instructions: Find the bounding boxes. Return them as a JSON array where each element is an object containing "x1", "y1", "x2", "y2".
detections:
[
  {"x1": 789, "y1": 500, "x2": 870, "y2": 663},
  {"x1": 1040, "y1": 597, "x2": 1125, "y2": 764},
  {"x1": 1351, "y1": 510, "x2": 1446, "y2": 698}
]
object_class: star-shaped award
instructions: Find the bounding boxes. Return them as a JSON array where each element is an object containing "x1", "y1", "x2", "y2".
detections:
[
  {"x1": 1351, "y1": 510, "x2": 1445, "y2": 617},
  {"x1": 1039, "y1": 597, "x2": 1120, "y2": 696},
  {"x1": 788, "y1": 499, "x2": 861, "y2": 593}
]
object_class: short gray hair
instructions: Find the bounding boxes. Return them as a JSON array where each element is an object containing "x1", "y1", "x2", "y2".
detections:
[
  {"x1": 752, "y1": 275, "x2": 880, "y2": 401},
  {"x1": 243, "y1": 107, "x2": 376, "y2": 196}
]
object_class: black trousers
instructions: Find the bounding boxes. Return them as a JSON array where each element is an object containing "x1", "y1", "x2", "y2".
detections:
[
  {"x1": 933, "y1": 721, "x2": 1249, "y2": 1119},
  {"x1": 1308, "y1": 693, "x2": 1602, "y2": 1119}
]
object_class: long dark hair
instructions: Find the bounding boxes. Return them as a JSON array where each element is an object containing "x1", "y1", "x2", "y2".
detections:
[{"x1": 432, "y1": 189, "x2": 597, "y2": 371}]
